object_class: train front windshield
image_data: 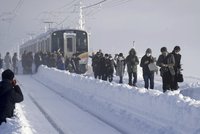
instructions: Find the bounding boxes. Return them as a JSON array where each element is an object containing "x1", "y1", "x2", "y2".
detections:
[
  {"x1": 52, "y1": 30, "x2": 88, "y2": 54},
  {"x1": 76, "y1": 31, "x2": 88, "y2": 53}
]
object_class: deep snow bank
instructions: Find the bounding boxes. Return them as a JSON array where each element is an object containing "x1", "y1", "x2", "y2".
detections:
[
  {"x1": 35, "y1": 66, "x2": 200, "y2": 134},
  {"x1": 181, "y1": 87, "x2": 200, "y2": 100}
]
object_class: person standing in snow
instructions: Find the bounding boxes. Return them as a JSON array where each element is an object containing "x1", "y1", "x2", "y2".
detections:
[
  {"x1": 4, "y1": 52, "x2": 12, "y2": 70},
  {"x1": 0, "y1": 69, "x2": 24, "y2": 125},
  {"x1": 34, "y1": 52, "x2": 42, "y2": 73},
  {"x1": 115, "y1": 53, "x2": 126, "y2": 83},
  {"x1": 12, "y1": 52, "x2": 18, "y2": 74},
  {"x1": 71, "y1": 54, "x2": 80, "y2": 73},
  {"x1": 126, "y1": 48, "x2": 139, "y2": 86},
  {"x1": 156, "y1": 47, "x2": 175, "y2": 92},
  {"x1": 171, "y1": 46, "x2": 182, "y2": 90},
  {"x1": 57, "y1": 53, "x2": 65, "y2": 70},
  {"x1": 26, "y1": 52, "x2": 34, "y2": 74},
  {"x1": 104, "y1": 54, "x2": 115, "y2": 82},
  {"x1": 140, "y1": 48, "x2": 156, "y2": 89},
  {"x1": 91, "y1": 52, "x2": 103, "y2": 79}
]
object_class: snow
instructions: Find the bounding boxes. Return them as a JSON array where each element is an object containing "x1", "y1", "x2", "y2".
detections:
[{"x1": 0, "y1": 65, "x2": 200, "y2": 134}]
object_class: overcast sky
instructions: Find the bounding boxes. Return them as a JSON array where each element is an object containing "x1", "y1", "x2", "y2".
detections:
[{"x1": 0, "y1": 0, "x2": 200, "y2": 76}]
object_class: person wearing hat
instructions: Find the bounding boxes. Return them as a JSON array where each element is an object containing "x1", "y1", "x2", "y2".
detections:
[
  {"x1": 140, "y1": 48, "x2": 156, "y2": 89},
  {"x1": 0, "y1": 69, "x2": 24, "y2": 125},
  {"x1": 171, "y1": 46, "x2": 182, "y2": 90},
  {"x1": 156, "y1": 47, "x2": 175, "y2": 92}
]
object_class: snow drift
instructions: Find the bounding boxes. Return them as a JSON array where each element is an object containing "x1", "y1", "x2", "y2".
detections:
[{"x1": 33, "y1": 65, "x2": 200, "y2": 134}]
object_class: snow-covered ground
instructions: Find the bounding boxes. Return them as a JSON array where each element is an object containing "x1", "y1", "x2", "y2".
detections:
[{"x1": 0, "y1": 66, "x2": 200, "y2": 134}]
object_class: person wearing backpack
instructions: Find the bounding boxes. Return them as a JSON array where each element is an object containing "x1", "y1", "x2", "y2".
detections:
[{"x1": 0, "y1": 69, "x2": 24, "y2": 125}]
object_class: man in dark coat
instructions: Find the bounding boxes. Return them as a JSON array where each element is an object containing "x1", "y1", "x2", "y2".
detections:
[
  {"x1": 126, "y1": 48, "x2": 139, "y2": 86},
  {"x1": 140, "y1": 48, "x2": 155, "y2": 89},
  {"x1": 92, "y1": 52, "x2": 103, "y2": 79},
  {"x1": 34, "y1": 52, "x2": 42, "y2": 73},
  {"x1": 156, "y1": 47, "x2": 175, "y2": 92},
  {"x1": 0, "y1": 69, "x2": 24, "y2": 125},
  {"x1": 171, "y1": 46, "x2": 182, "y2": 90},
  {"x1": 71, "y1": 54, "x2": 81, "y2": 73}
]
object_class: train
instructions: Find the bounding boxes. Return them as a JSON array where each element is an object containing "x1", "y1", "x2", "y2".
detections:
[{"x1": 19, "y1": 28, "x2": 89, "y2": 73}]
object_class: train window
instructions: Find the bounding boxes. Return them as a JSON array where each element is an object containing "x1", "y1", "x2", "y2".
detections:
[{"x1": 67, "y1": 38, "x2": 73, "y2": 52}]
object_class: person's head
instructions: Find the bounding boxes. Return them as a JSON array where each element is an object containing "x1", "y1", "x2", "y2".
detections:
[
  {"x1": 118, "y1": 53, "x2": 123, "y2": 57},
  {"x1": 2, "y1": 69, "x2": 14, "y2": 81},
  {"x1": 160, "y1": 47, "x2": 168, "y2": 56},
  {"x1": 145, "y1": 48, "x2": 152, "y2": 57},
  {"x1": 129, "y1": 48, "x2": 136, "y2": 56},
  {"x1": 6, "y1": 52, "x2": 10, "y2": 55},
  {"x1": 173, "y1": 46, "x2": 181, "y2": 54},
  {"x1": 105, "y1": 53, "x2": 109, "y2": 59}
]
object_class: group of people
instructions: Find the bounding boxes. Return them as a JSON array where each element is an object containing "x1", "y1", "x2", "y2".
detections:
[
  {"x1": 0, "y1": 45, "x2": 182, "y2": 125},
  {"x1": 21, "y1": 51, "x2": 81, "y2": 74},
  {"x1": 0, "y1": 52, "x2": 19, "y2": 74},
  {"x1": 91, "y1": 46, "x2": 182, "y2": 93}
]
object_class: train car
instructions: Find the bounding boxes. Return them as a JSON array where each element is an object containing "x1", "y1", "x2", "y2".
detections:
[{"x1": 20, "y1": 28, "x2": 89, "y2": 73}]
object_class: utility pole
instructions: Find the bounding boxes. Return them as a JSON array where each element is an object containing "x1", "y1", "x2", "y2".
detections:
[{"x1": 79, "y1": 1, "x2": 85, "y2": 30}]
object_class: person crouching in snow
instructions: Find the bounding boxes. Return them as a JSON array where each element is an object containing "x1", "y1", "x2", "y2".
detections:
[{"x1": 0, "y1": 69, "x2": 24, "y2": 125}]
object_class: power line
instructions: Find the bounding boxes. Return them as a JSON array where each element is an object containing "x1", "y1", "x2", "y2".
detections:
[
  {"x1": 13, "y1": 0, "x2": 24, "y2": 14},
  {"x1": 83, "y1": 0, "x2": 107, "y2": 9},
  {"x1": 103, "y1": 0, "x2": 133, "y2": 8},
  {"x1": 50, "y1": 0, "x2": 79, "y2": 12}
]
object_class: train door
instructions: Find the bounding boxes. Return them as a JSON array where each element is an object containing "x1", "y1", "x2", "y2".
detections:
[{"x1": 63, "y1": 33, "x2": 76, "y2": 58}]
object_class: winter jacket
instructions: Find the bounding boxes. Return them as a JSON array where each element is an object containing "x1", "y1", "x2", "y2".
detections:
[
  {"x1": 12, "y1": 55, "x2": 18, "y2": 67},
  {"x1": 140, "y1": 55, "x2": 154, "y2": 75},
  {"x1": 126, "y1": 55, "x2": 139, "y2": 73},
  {"x1": 156, "y1": 53, "x2": 175, "y2": 76},
  {"x1": 4, "y1": 55, "x2": 11, "y2": 69},
  {"x1": 0, "y1": 80, "x2": 23, "y2": 122},
  {"x1": 171, "y1": 51, "x2": 181, "y2": 70},
  {"x1": 57, "y1": 56, "x2": 65, "y2": 70},
  {"x1": 115, "y1": 56, "x2": 126, "y2": 77},
  {"x1": 104, "y1": 58, "x2": 115, "y2": 76},
  {"x1": 71, "y1": 57, "x2": 80, "y2": 73}
]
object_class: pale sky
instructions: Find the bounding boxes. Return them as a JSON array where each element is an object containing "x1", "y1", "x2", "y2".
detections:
[{"x1": 0, "y1": 0, "x2": 200, "y2": 76}]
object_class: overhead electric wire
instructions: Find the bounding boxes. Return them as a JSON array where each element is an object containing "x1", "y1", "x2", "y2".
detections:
[
  {"x1": 103, "y1": 0, "x2": 132, "y2": 8},
  {"x1": 82, "y1": 0, "x2": 107, "y2": 9},
  {"x1": 12, "y1": 0, "x2": 24, "y2": 14},
  {"x1": 48, "y1": 0, "x2": 79, "y2": 13}
]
